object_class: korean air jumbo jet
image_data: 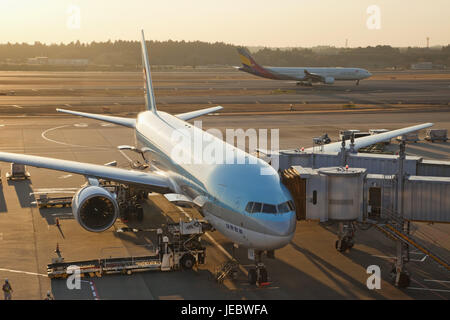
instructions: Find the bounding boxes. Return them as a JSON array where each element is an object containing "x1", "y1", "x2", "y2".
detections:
[
  {"x1": 237, "y1": 47, "x2": 372, "y2": 86},
  {"x1": 0, "y1": 31, "x2": 432, "y2": 283}
]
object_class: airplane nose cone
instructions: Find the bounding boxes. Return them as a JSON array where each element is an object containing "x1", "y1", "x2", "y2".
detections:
[{"x1": 271, "y1": 212, "x2": 297, "y2": 237}]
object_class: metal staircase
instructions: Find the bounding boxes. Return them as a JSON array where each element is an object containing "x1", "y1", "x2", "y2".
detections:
[{"x1": 375, "y1": 208, "x2": 450, "y2": 272}]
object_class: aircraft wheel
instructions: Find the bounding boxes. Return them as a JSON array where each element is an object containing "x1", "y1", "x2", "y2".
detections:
[
  {"x1": 258, "y1": 267, "x2": 268, "y2": 283},
  {"x1": 397, "y1": 272, "x2": 410, "y2": 288},
  {"x1": 248, "y1": 269, "x2": 257, "y2": 285},
  {"x1": 181, "y1": 253, "x2": 196, "y2": 270},
  {"x1": 136, "y1": 205, "x2": 144, "y2": 222},
  {"x1": 335, "y1": 240, "x2": 348, "y2": 252}
]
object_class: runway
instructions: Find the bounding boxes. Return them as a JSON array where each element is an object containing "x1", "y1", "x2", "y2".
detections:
[{"x1": 0, "y1": 71, "x2": 449, "y2": 113}]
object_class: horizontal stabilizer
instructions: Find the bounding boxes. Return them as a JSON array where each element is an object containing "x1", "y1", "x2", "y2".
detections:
[
  {"x1": 175, "y1": 106, "x2": 223, "y2": 121},
  {"x1": 56, "y1": 108, "x2": 136, "y2": 128}
]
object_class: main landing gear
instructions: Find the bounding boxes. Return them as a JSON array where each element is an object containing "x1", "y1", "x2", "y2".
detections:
[
  {"x1": 356, "y1": 80, "x2": 360, "y2": 86},
  {"x1": 335, "y1": 222, "x2": 355, "y2": 253},
  {"x1": 296, "y1": 81, "x2": 313, "y2": 87}
]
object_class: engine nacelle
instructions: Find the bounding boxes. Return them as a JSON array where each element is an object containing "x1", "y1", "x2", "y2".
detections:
[
  {"x1": 72, "y1": 186, "x2": 119, "y2": 232},
  {"x1": 324, "y1": 76, "x2": 335, "y2": 84}
]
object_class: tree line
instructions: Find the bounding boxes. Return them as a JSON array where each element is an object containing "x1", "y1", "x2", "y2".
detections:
[{"x1": 0, "y1": 40, "x2": 449, "y2": 70}]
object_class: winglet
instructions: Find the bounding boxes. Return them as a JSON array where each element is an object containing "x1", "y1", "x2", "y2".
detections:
[{"x1": 141, "y1": 30, "x2": 157, "y2": 115}]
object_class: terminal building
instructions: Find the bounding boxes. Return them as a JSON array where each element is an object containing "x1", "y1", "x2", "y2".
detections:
[{"x1": 27, "y1": 57, "x2": 89, "y2": 66}]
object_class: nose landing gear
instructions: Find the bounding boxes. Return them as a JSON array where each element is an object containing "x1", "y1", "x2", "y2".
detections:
[{"x1": 248, "y1": 250, "x2": 271, "y2": 286}]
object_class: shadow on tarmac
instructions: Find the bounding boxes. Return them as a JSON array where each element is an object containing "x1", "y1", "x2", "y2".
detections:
[
  {"x1": 0, "y1": 183, "x2": 7, "y2": 212},
  {"x1": 8, "y1": 179, "x2": 34, "y2": 207}
]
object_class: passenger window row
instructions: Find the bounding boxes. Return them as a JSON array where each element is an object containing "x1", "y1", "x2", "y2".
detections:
[{"x1": 245, "y1": 200, "x2": 295, "y2": 214}]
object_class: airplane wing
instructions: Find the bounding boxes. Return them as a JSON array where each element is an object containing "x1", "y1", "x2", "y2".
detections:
[
  {"x1": 316, "y1": 123, "x2": 433, "y2": 153},
  {"x1": 175, "y1": 106, "x2": 223, "y2": 121},
  {"x1": 0, "y1": 152, "x2": 173, "y2": 193},
  {"x1": 56, "y1": 108, "x2": 136, "y2": 128}
]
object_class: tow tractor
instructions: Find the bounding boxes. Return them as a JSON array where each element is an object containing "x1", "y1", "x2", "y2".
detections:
[{"x1": 47, "y1": 219, "x2": 210, "y2": 279}]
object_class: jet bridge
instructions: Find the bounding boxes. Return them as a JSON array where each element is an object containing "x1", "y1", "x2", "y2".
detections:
[
  {"x1": 280, "y1": 142, "x2": 450, "y2": 287},
  {"x1": 276, "y1": 149, "x2": 450, "y2": 177}
]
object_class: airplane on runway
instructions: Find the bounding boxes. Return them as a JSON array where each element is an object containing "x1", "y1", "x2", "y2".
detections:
[
  {"x1": 0, "y1": 31, "x2": 432, "y2": 285},
  {"x1": 237, "y1": 47, "x2": 372, "y2": 86}
]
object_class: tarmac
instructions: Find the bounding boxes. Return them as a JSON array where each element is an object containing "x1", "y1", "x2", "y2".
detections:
[{"x1": 0, "y1": 69, "x2": 449, "y2": 300}]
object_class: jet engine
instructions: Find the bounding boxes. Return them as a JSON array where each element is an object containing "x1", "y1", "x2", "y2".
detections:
[
  {"x1": 71, "y1": 185, "x2": 119, "y2": 232},
  {"x1": 324, "y1": 77, "x2": 335, "y2": 84}
]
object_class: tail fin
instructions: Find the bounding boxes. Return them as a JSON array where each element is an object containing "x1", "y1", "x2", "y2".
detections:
[
  {"x1": 237, "y1": 47, "x2": 260, "y2": 68},
  {"x1": 141, "y1": 30, "x2": 157, "y2": 114},
  {"x1": 236, "y1": 47, "x2": 278, "y2": 79}
]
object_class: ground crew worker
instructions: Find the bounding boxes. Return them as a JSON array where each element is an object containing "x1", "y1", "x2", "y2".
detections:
[
  {"x1": 44, "y1": 291, "x2": 54, "y2": 300},
  {"x1": 2, "y1": 279, "x2": 13, "y2": 300}
]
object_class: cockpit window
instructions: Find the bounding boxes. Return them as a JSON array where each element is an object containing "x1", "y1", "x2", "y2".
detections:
[
  {"x1": 262, "y1": 204, "x2": 277, "y2": 214},
  {"x1": 287, "y1": 200, "x2": 295, "y2": 211},
  {"x1": 277, "y1": 202, "x2": 290, "y2": 213},
  {"x1": 245, "y1": 200, "x2": 294, "y2": 214},
  {"x1": 245, "y1": 202, "x2": 254, "y2": 213},
  {"x1": 252, "y1": 202, "x2": 262, "y2": 213}
]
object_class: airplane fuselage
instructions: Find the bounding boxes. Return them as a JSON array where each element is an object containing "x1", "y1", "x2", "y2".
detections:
[
  {"x1": 240, "y1": 65, "x2": 371, "y2": 82},
  {"x1": 134, "y1": 111, "x2": 297, "y2": 250}
]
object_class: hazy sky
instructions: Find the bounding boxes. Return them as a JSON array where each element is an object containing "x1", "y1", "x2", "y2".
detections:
[{"x1": 0, "y1": 0, "x2": 449, "y2": 47}]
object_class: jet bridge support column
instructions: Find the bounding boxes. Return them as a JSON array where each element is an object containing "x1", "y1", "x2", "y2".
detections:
[
  {"x1": 340, "y1": 137, "x2": 347, "y2": 166},
  {"x1": 392, "y1": 141, "x2": 411, "y2": 288}
]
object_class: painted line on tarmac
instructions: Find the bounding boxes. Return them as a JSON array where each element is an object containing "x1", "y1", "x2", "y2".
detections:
[
  {"x1": 81, "y1": 280, "x2": 100, "y2": 300},
  {"x1": 407, "y1": 287, "x2": 450, "y2": 293},
  {"x1": 41, "y1": 125, "x2": 86, "y2": 147},
  {"x1": 177, "y1": 207, "x2": 249, "y2": 277},
  {"x1": 0, "y1": 268, "x2": 47, "y2": 277},
  {"x1": 118, "y1": 149, "x2": 133, "y2": 162},
  {"x1": 372, "y1": 254, "x2": 427, "y2": 262},
  {"x1": 41, "y1": 125, "x2": 114, "y2": 152},
  {"x1": 424, "y1": 279, "x2": 450, "y2": 284},
  {"x1": 409, "y1": 278, "x2": 447, "y2": 299}
]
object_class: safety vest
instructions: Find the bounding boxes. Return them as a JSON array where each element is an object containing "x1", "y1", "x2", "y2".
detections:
[{"x1": 2, "y1": 283, "x2": 11, "y2": 293}]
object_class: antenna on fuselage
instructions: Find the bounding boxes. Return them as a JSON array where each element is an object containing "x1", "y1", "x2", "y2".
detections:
[{"x1": 141, "y1": 30, "x2": 157, "y2": 115}]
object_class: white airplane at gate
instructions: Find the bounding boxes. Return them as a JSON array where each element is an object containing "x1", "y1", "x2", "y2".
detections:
[{"x1": 0, "y1": 31, "x2": 432, "y2": 282}]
